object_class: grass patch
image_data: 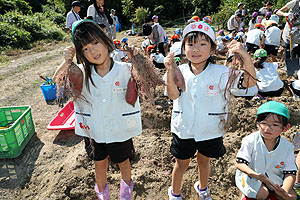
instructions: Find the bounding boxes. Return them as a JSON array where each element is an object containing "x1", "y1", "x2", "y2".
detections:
[{"x1": 0, "y1": 55, "x2": 9, "y2": 68}]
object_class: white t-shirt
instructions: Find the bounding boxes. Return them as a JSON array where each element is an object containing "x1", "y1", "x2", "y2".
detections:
[
  {"x1": 231, "y1": 85, "x2": 258, "y2": 97},
  {"x1": 216, "y1": 36, "x2": 223, "y2": 43},
  {"x1": 270, "y1": 14, "x2": 280, "y2": 23},
  {"x1": 227, "y1": 15, "x2": 242, "y2": 31},
  {"x1": 141, "y1": 39, "x2": 150, "y2": 49},
  {"x1": 256, "y1": 62, "x2": 284, "y2": 92},
  {"x1": 150, "y1": 53, "x2": 165, "y2": 63},
  {"x1": 235, "y1": 131, "x2": 297, "y2": 198},
  {"x1": 246, "y1": 29, "x2": 264, "y2": 46},
  {"x1": 248, "y1": 19, "x2": 261, "y2": 31},
  {"x1": 74, "y1": 62, "x2": 142, "y2": 143},
  {"x1": 66, "y1": 9, "x2": 81, "y2": 29},
  {"x1": 264, "y1": 26, "x2": 282, "y2": 46},
  {"x1": 112, "y1": 49, "x2": 126, "y2": 62},
  {"x1": 170, "y1": 41, "x2": 183, "y2": 56}
]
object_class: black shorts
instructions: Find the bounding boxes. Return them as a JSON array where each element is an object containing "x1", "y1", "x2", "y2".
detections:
[
  {"x1": 291, "y1": 83, "x2": 300, "y2": 96},
  {"x1": 264, "y1": 44, "x2": 279, "y2": 56},
  {"x1": 246, "y1": 43, "x2": 259, "y2": 54},
  {"x1": 170, "y1": 133, "x2": 226, "y2": 160},
  {"x1": 258, "y1": 87, "x2": 284, "y2": 97},
  {"x1": 84, "y1": 137, "x2": 134, "y2": 163}
]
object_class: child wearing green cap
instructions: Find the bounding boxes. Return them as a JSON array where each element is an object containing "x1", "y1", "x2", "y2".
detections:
[
  {"x1": 254, "y1": 48, "x2": 284, "y2": 99},
  {"x1": 235, "y1": 101, "x2": 297, "y2": 200}
]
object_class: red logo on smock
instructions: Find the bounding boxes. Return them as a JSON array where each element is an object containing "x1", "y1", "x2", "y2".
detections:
[
  {"x1": 115, "y1": 81, "x2": 120, "y2": 86},
  {"x1": 79, "y1": 122, "x2": 90, "y2": 130},
  {"x1": 280, "y1": 162, "x2": 285, "y2": 165},
  {"x1": 275, "y1": 165, "x2": 280, "y2": 168},
  {"x1": 209, "y1": 85, "x2": 214, "y2": 90}
]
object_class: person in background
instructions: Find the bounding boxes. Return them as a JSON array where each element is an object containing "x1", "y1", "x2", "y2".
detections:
[
  {"x1": 216, "y1": 36, "x2": 229, "y2": 55},
  {"x1": 174, "y1": 28, "x2": 183, "y2": 41},
  {"x1": 276, "y1": 0, "x2": 300, "y2": 59},
  {"x1": 235, "y1": 3, "x2": 246, "y2": 28},
  {"x1": 249, "y1": 12, "x2": 259, "y2": 31},
  {"x1": 110, "y1": 9, "x2": 117, "y2": 39},
  {"x1": 227, "y1": 13, "x2": 242, "y2": 32},
  {"x1": 245, "y1": 23, "x2": 265, "y2": 54},
  {"x1": 191, "y1": 16, "x2": 200, "y2": 22},
  {"x1": 290, "y1": 70, "x2": 300, "y2": 97},
  {"x1": 216, "y1": 30, "x2": 225, "y2": 43},
  {"x1": 203, "y1": 16, "x2": 212, "y2": 25},
  {"x1": 254, "y1": 49, "x2": 284, "y2": 98},
  {"x1": 87, "y1": 0, "x2": 113, "y2": 39},
  {"x1": 141, "y1": 36, "x2": 151, "y2": 56},
  {"x1": 66, "y1": 1, "x2": 81, "y2": 31},
  {"x1": 236, "y1": 101, "x2": 297, "y2": 200},
  {"x1": 112, "y1": 39, "x2": 126, "y2": 62},
  {"x1": 270, "y1": 9, "x2": 280, "y2": 23},
  {"x1": 149, "y1": 15, "x2": 167, "y2": 56},
  {"x1": 262, "y1": 20, "x2": 282, "y2": 62},
  {"x1": 169, "y1": 35, "x2": 183, "y2": 57},
  {"x1": 259, "y1": 1, "x2": 273, "y2": 16}
]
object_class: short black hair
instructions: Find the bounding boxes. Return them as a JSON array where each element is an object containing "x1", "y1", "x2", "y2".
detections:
[
  {"x1": 256, "y1": 113, "x2": 289, "y2": 128},
  {"x1": 72, "y1": 1, "x2": 81, "y2": 7}
]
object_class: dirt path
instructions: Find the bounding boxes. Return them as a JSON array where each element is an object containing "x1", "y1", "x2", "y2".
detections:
[{"x1": 0, "y1": 37, "x2": 299, "y2": 200}]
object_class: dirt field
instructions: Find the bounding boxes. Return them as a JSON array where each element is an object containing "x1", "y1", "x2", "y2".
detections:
[{"x1": 0, "y1": 33, "x2": 299, "y2": 200}]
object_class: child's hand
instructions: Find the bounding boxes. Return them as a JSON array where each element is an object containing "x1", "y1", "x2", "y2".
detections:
[
  {"x1": 164, "y1": 52, "x2": 176, "y2": 71},
  {"x1": 228, "y1": 40, "x2": 247, "y2": 58},
  {"x1": 256, "y1": 174, "x2": 279, "y2": 191},
  {"x1": 274, "y1": 186, "x2": 296, "y2": 200},
  {"x1": 64, "y1": 46, "x2": 75, "y2": 64}
]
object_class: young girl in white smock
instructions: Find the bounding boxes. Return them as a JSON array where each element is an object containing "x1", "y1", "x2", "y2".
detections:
[
  {"x1": 164, "y1": 21, "x2": 257, "y2": 200},
  {"x1": 52, "y1": 19, "x2": 141, "y2": 200}
]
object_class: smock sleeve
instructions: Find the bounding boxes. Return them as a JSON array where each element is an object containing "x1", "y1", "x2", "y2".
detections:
[{"x1": 236, "y1": 138, "x2": 253, "y2": 165}]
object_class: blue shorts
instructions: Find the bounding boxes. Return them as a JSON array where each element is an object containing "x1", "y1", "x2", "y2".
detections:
[{"x1": 170, "y1": 133, "x2": 226, "y2": 160}]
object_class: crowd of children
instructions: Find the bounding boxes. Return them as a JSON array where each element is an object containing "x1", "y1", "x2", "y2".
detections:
[{"x1": 52, "y1": 1, "x2": 300, "y2": 199}]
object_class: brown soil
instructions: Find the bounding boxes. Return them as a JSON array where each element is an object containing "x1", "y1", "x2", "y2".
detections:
[{"x1": 0, "y1": 35, "x2": 299, "y2": 200}]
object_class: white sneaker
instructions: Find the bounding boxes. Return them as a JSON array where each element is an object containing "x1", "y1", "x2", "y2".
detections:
[
  {"x1": 194, "y1": 181, "x2": 213, "y2": 200},
  {"x1": 168, "y1": 186, "x2": 182, "y2": 200}
]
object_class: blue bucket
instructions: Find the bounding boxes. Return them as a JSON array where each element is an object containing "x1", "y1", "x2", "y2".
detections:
[{"x1": 40, "y1": 83, "x2": 57, "y2": 101}]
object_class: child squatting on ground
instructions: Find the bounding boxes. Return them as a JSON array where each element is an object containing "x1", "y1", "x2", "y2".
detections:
[
  {"x1": 164, "y1": 21, "x2": 257, "y2": 200},
  {"x1": 235, "y1": 101, "x2": 297, "y2": 200},
  {"x1": 52, "y1": 19, "x2": 142, "y2": 200}
]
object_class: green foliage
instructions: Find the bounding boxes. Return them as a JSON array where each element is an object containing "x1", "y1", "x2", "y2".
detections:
[
  {"x1": 0, "y1": 11, "x2": 65, "y2": 50},
  {"x1": 0, "y1": 21, "x2": 31, "y2": 50},
  {"x1": 42, "y1": 4, "x2": 65, "y2": 28},
  {"x1": 122, "y1": 0, "x2": 134, "y2": 20},
  {"x1": 0, "y1": 0, "x2": 32, "y2": 15},
  {"x1": 134, "y1": 7, "x2": 149, "y2": 24}
]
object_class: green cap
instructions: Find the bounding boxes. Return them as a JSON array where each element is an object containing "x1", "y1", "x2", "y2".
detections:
[
  {"x1": 257, "y1": 101, "x2": 289, "y2": 120},
  {"x1": 254, "y1": 49, "x2": 267, "y2": 60},
  {"x1": 174, "y1": 57, "x2": 181, "y2": 62},
  {"x1": 71, "y1": 19, "x2": 97, "y2": 43}
]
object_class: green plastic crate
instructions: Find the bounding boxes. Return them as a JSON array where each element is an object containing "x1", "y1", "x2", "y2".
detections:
[{"x1": 0, "y1": 105, "x2": 35, "y2": 159}]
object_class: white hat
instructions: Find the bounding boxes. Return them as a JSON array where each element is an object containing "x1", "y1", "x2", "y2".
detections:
[{"x1": 183, "y1": 21, "x2": 216, "y2": 42}]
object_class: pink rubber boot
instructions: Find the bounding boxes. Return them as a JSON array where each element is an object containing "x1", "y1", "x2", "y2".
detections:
[
  {"x1": 120, "y1": 179, "x2": 134, "y2": 200},
  {"x1": 95, "y1": 183, "x2": 110, "y2": 200}
]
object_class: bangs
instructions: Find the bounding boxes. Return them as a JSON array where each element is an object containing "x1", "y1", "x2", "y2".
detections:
[
  {"x1": 74, "y1": 25, "x2": 105, "y2": 51},
  {"x1": 73, "y1": 22, "x2": 114, "y2": 55}
]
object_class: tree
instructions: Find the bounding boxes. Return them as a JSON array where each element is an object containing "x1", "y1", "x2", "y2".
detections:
[
  {"x1": 122, "y1": 0, "x2": 134, "y2": 21},
  {"x1": 134, "y1": 7, "x2": 149, "y2": 25}
]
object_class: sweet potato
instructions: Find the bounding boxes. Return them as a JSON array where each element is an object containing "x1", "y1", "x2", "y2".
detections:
[
  {"x1": 68, "y1": 62, "x2": 83, "y2": 98},
  {"x1": 125, "y1": 76, "x2": 138, "y2": 107},
  {"x1": 173, "y1": 64, "x2": 185, "y2": 91}
]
